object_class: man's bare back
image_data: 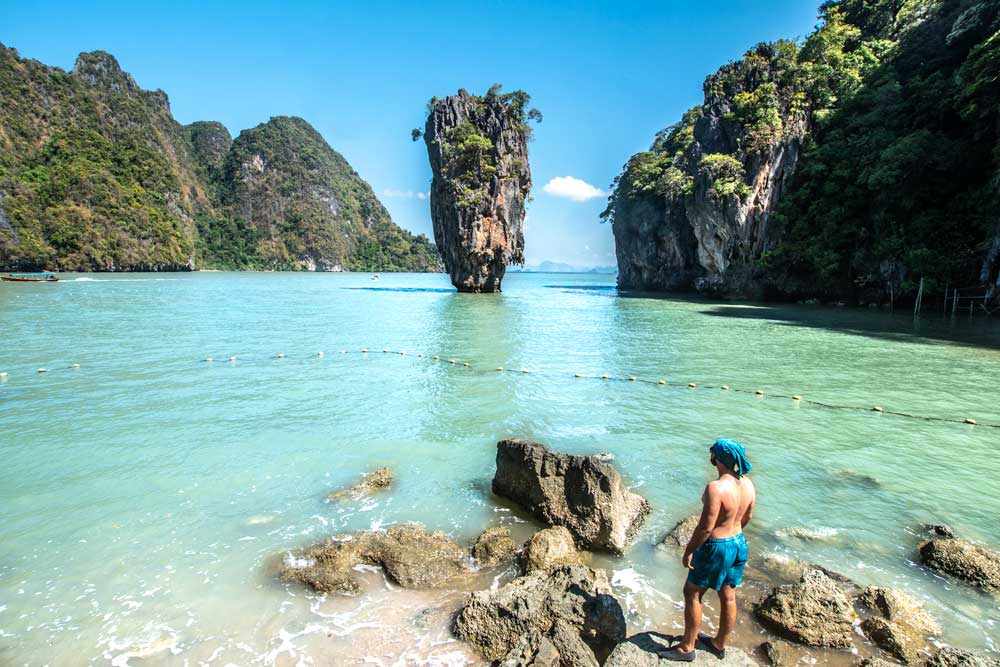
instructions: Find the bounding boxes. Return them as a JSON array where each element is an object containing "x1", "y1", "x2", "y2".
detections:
[{"x1": 704, "y1": 475, "x2": 755, "y2": 539}]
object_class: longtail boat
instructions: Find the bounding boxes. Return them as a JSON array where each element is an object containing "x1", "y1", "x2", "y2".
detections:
[{"x1": 1, "y1": 272, "x2": 59, "y2": 282}]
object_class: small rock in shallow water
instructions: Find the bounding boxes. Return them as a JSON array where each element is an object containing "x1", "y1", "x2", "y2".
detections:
[
  {"x1": 326, "y1": 466, "x2": 393, "y2": 502},
  {"x1": 520, "y1": 526, "x2": 582, "y2": 573},
  {"x1": 858, "y1": 586, "x2": 939, "y2": 635},
  {"x1": 279, "y1": 523, "x2": 467, "y2": 594},
  {"x1": 918, "y1": 530, "x2": 1000, "y2": 593},
  {"x1": 754, "y1": 569, "x2": 857, "y2": 648},
  {"x1": 472, "y1": 526, "x2": 517, "y2": 567},
  {"x1": 923, "y1": 649, "x2": 1000, "y2": 667},
  {"x1": 659, "y1": 515, "x2": 700, "y2": 548}
]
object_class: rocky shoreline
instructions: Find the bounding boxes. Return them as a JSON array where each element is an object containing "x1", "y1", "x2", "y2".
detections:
[{"x1": 275, "y1": 440, "x2": 1000, "y2": 667}]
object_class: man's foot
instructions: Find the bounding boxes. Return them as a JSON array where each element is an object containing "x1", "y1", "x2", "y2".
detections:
[
  {"x1": 696, "y1": 634, "x2": 726, "y2": 660},
  {"x1": 659, "y1": 647, "x2": 696, "y2": 662}
]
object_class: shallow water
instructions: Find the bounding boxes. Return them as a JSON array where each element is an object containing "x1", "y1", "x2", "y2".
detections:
[{"x1": 1, "y1": 271, "x2": 999, "y2": 666}]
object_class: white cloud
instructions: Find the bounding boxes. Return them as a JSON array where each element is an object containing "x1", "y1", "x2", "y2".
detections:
[
  {"x1": 383, "y1": 189, "x2": 429, "y2": 200},
  {"x1": 542, "y1": 176, "x2": 605, "y2": 202}
]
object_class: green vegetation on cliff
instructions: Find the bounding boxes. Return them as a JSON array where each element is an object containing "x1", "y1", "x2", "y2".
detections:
[
  {"x1": 0, "y1": 45, "x2": 439, "y2": 272},
  {"x1": 605, "y1": 0, "x2": 1000, "y2": 302}
]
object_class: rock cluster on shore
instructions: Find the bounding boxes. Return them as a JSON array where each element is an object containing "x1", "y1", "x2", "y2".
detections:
[{"x1": 274, "y1": 450, "x2": 1000, "y2": 667}]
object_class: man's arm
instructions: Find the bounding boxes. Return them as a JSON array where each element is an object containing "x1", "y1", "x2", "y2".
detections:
[{"x1": 683, "y1": 484, "x2": 720, "y2": 569}]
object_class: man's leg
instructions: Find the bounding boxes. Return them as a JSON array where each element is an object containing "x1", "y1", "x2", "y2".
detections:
[
  {"x1": 714, "y1": 584, "x2": 737, "y2": 648},
  {"x1": 678, "y1": 580, "x2": 706, "y2": 653}
]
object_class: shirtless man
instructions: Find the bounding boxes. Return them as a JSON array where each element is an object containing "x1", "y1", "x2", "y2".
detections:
[{"x1": 662, "y1": 438, "x2": 756, "y2": 662}]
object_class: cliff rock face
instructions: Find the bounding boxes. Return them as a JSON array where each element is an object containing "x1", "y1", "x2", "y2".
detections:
[
  {"x1": 0, "y1": 44, "x2": 438, "y2": 272},
  {"x1": 606, "y1": 43, "x2": 807, "y2": 297},
  {"x1": 422, "y1": 88, "x2": 536, "y2": 292},
  {"x1": 605, "y1": 0, "x2": 1000, "y2": 304}
]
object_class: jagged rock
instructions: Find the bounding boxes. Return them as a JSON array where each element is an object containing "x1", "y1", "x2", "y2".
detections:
[
  {"x1": 472, "y1": 526, "x2": 517, "y2": 567},
  {"x1": 492, "y1": 439, "x2": 650, "y2": 554},
  {"x1": 422, "y1": 87, "x2": 536, "y2": 292},
  {"x1": 71, "y1": 51, "x2": 140, "y2": 96},
  {"x1": 860, "y1": 617, "x2": 925, "y2": 664},
  {"x1": 453, "y1": 564, "x2": 626, "y2": 664},
  {"x1": 760, "y1": 640, "x2": 807, "y2": 667},
  {"x1": 754, "y1": 569, "x2": 856, "y2": 648},
  {"x1": 923, "y1": 649, "x2": 1000, "y2": 667},
  {"x1": 604, "y1": 632, "x2": 758, "y2": 667},
  {"x1": 918, "y1": 530, "x2": 1000, "y2": 593},
  {"x1": 499, "y1": 631, "x2": 561, "y2": 667},
  {"x1": 606, "y1": 43, "x2": 807, "y2": 296},
  {"x1": 326, "y1": 467, "x2": 393, "y2": 501},
  {"x1": 857, "y1": 588, "x2": 937, "y2": 664},
  {"x1": 861, "y1": 658, "x2": 903, "y2": 667},
  {"x1": 279, "y1": 523, "x2": 467, "y2": 594},
  {"x1": 858, "y1": 587, "x2": 939, "y2": 635},
  {"x1": 521, "y1": 526, "x2": 582, "y2": 573},
  {"x1": 660, "y1": 515, "x2": 700, "y2": 548}
]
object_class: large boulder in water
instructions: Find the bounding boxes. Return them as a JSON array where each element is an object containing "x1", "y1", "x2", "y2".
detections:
[
  {"x1": 918, "y1": 527, "x2": 1000, "y2": 594},
  {"x1": 453, "y1": 564, "x2": 626, "y2": 665},
  {"x1": 421, "y1": 87, "x2": 537, "y2": 292},
  {"x1": 279, "y1": 523, "x2": 468, "y2": 594},
  {"x1": 604, "y1": 632, "x2": 758, "y2": 667},
  {"x1": 754, "y1": 569, "x2": 857, "y2": 648},
  {"x1": 492, "y1": 439, "x2": 650, "y2": 554}
]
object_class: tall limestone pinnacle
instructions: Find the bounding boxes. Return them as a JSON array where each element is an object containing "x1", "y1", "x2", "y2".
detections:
[{"x1": 419, "y1": 86, "x2": 540, "y2": 292}]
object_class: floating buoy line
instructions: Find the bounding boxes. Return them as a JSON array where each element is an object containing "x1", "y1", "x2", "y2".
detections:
[{"x1": 1, "y1": 347, "x2": 997, "y2": 430}]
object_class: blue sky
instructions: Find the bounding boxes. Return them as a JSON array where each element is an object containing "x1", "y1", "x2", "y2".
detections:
[{"x1": 4, "y1": 1, "x2": 820, "y2": 267}]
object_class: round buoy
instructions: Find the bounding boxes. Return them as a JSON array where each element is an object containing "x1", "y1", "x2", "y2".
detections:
[
  {"x1": 688, "y1": 382, "x2": 697, "y2": 388},
  {"x1": 71, "y1": 363, "x2": 81, "y2": 368},
  {"x1": 755, "y1": 389, "x2": 765, "y2": 396},
  {"x1": 872, "y1": 406, "x2": 884, "y2": 413},
  {"x1": 628, "y1": 376, "x2": 636, "y2": 382},
  {"x1": 601, "y1": 374, "x2": 609, "y2": 380},
  {"x1": 575, "y1": 373, "x2": 582, "y2": 378},
  {"x1": 449, "y1": 359, "x2": 456, "y2": 364},
  {"x1": 383, "y1": 349, "x2": 389, "y2": 353},
  {"x1": 362, "y1": 349, "x2": 368, "y2": 353},
  {"x1": 205, "y1": 358, "x2": 214, "y2": 362},
  {"x1": 277, "y1": 353, "x2": 285, "y2": 359},
  {"x1": 497, "y1": 367, "x2": 504, "y2": 372},
  {"x1": 964, "y1": 418, "x2": 977, "y2": 425},
  {"x1": 318, "y1": 352, "x2": 325, "y2": 357},
  {"x1": 418, "y1": 354, "x2": 424, "y2": 358},
  {"x1": 399, "y1": 351, "x2": 405, "y2": 355},
  {"x1": 792, "y1": 395, "x2": 802, "y2": 401},
  {"x1": 658, "y1": 380, "x2": 665, "y2": 385},
  {"x1": 432, "y1": 355, "x2": 440, "y2": 360},
  {"x1": 37, "y1": 368, "x2": 47, "y2": 373},
  {"x1": 522, "y1": 369, "x2": 529, "y2": 374},
  {"x1": 721, "y1": 385, "x2": 729, "y2": 391},
  {"x1": 463, "y1": 362, "x2": 470, "y2": 367},
  {"x1": 229, "y1": 356, "x2": 237, "y2": 362},
  {"x1": 0, "y1": 371, "x2": 8, "y2": 378}
]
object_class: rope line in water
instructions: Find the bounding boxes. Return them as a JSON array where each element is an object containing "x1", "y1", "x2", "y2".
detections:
[{"x1": 1, "y1": 348, "x2": 996, "y2": 429}]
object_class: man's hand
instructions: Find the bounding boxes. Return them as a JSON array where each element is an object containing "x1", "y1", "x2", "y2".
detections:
[{"x1": 682, "y1": 551, "x2": 694, "y2": 569}]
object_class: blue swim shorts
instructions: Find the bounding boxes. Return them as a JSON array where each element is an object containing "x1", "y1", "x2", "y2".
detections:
[{"x1": 687, "y1": 534, "x2": 748, "y2": 590}]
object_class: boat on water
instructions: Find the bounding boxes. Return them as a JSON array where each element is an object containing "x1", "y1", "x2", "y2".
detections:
[{"x1": 1, "y1": 272, "x2": 59, "y2": 283}]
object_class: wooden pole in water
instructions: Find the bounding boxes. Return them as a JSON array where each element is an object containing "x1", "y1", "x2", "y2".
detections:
[
  {"x1": 943, "y1": 282, "x2": 948, "y2": 316},
  {"x1": 952, "y1": 288, "x2": 958, "y2": 317},
  {"x1": 914, "y1": 277, "x2": 924, "y2": 316}
]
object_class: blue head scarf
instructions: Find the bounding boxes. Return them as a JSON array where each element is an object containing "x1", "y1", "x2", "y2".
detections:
[{"x1": 711, "y1": 438, "x2": 752, "y2": 477}]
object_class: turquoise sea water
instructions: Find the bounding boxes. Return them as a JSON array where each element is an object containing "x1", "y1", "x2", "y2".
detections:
[{"x1": 1, "y1": 271, "x2": 999, "y2": 666}]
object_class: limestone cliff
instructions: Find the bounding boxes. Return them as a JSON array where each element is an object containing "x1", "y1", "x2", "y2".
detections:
[
  {"x1": 606, "y1": 43, "x2": 806, "y2": 297},
  {"x1": 421, "y1": 87, "x2": 538, "y2": 292},
  {"x1": 606, "y1": 0, "x2": 1000, "y2": 305}
]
